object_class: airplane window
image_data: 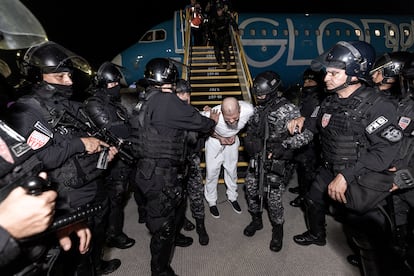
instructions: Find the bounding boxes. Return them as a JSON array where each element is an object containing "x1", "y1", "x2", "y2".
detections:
[
  {"x1": 142, "y1": 32, "x2": 153, "y2": 42},
  {"x1": 345, "y1": 29, "x2": 351, "y2": 37},
  {"x1": 294, "y1": 29, "x2": 299, "y2": 36},
  {"x1": 389, "y1": 29, "x2": 397, "y2": 37},
  {"x1": 336, "y1": 29, "x2": 340, "y2": 36},
  {"x1": 374, "y1": 29, "x2": 381, "y2": 37},
  {"x1": 250, "y1": 29, "x2": 255, "y2": 36},
  {"x1": 272, "y1": 29, "x2": 277, "y2": 36},
  {"x1": 315, "y1": 30, "x2": 321, "y2": 36},
  {"x1": 261, "y1": 29, "x2": 267, "y2": 36},
  {"x1": 283, "y1": 29, "x2": 288, "y2": 36},
  {"x1": 325, "y1": 29, "x2": 330, "y2": 36},
  {"x1": 155, "y1": 30, "x2": 165, "y2": 40},
  {"x1": 355, "y1": 29, "x2": 361, "y2": 37},
  {"x1": 304, "y1": 30, "x2": 310, "y2": 36},
  {"x1": 366, "y1": 29, "x2": 371, "y2": 36}
]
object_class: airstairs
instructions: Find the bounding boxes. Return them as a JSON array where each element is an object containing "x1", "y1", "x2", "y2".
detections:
[{"x1": 184, "y1": 19, "x2": 254, "y2": 184}]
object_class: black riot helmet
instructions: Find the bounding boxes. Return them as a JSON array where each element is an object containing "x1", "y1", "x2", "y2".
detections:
[
  {"x1": 252, "y1": 70, "x2": 282, "y2": 105},
  {"x1": 370, "y1": 51, "x2": 411, "y2": 84},
  {"x1": 144, "y1": 58, "x2": 178, "y2": 86},
  {"x1": 400, "y1": 53, "x2": 414, "y2": 97},
  {"x1": 19, "y1": 41, "x2": 91, "y2": 83},
  {"x1": 311, "y1": 40, "x2": 376, "y2": 82},
  {"x1": 303, "y1": 68, "x2": 324, "y2": 85},
  {"x1": 175, "y1": 78, "x2": 191, "y2": 94},
  {"x1": 93, "y1": 61, "x2": 123, "y2": 88}
]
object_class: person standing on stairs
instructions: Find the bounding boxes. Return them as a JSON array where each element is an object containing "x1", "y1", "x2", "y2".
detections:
[
  {"x1": 243, "y1": 70, "x2": 313, "y2": 252},
  {"x1": 202, "y1": 97, "x2": 254, "y2": 218},
  {"x1": 208, "y1": 1, "x2": 239, "y2": 70}
]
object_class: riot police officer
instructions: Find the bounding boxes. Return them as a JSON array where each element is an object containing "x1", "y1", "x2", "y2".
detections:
[
  {"x1": 243, "y1": 70, "x2": 313, "y2": 252},
  {"x1": 288, "y1": 68, "x2": 325, "y2": 208},
  {"x1": 0, "y1": 119, "x2": 92, "y2": 275},
  {"x1": 370, "y1": 51, "x2": 412, "y2": 102},
  {"x1": 129, "y1": 58, "x2": 218, "y2": 276},
  {"x1": 5, "y1": 41, "x2": 120, "y2": 275},
  {"x1": 290, "y1": 41, "x2": 403, "y2": 276},
  {"x1": 174, "y1": 78, "x2": 210, "y2": 245},
  {"x1": 83, "y1": 61, "x2": 136, "y2": 250}
]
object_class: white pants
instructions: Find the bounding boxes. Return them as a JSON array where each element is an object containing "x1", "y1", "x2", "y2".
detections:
[{"x1": 204, "y1": 136, "x2": 239, "y2": 206}]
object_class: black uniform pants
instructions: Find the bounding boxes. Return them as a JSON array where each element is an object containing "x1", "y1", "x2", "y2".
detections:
[{"x1": 136, "y1": 164, "x2": 184, "y2": 275}]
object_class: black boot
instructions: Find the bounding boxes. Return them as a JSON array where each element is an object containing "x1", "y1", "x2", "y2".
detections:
[
  {"x1": 183, "y1": 216, "x2": 195, "y2": 231},
  {"x1": 96, "y1": 259, "x2": 121, "y2": 275},
  {"x1": 293, "y1": 198, "x2": 326, "y2": 246},
  {"x1": 106, "y1": 232, "x2": 136, "y2": 249},
  {"x1": 243, "y1": 212, "x2": 263, "y2": 237},
  {"x1": 175, "y1": 233, "x2": 193, "y2": 247},
  {"x1": 270, "y1": 223, "x2": 283, "y2": 252},
  {"x1": 195, "y1": 218, "x2": 209, "y2": 245}
]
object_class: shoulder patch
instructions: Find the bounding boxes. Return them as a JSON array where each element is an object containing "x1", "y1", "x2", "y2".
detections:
[
  {"x1": 381, "y1": 125, "x2": 403, "y2": 143},
  {"x1": 366, "y1": 116, "x2": 388, "y2": 134},
  {"x1": 27, "y1": 130, "x2": 50, "y2": 150},
  {"x1": 398, "y1": 116, "x2": 411, "y2": 130}
]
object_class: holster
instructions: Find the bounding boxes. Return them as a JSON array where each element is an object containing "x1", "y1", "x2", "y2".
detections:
[
  {"x1": 268, "y1": 159, "x2": 287, "y2": 177},
  {"x1": 159, "y1": 185, "x2": 183, "y2": 216}
]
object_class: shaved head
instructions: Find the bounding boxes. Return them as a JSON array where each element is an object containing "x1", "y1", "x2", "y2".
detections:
[
  {"x1": 221, "y1": 97, "x2": 240, "y2": 116},
  {"x1": 221, "y1": 97, "x2": 240, "y2": 128}
]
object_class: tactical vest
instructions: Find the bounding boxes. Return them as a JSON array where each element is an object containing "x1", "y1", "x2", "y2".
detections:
[
  {"x1": 129, "y1": 89, "x2": 186, "y2": 162},
  {"x1": 319, "y1": 89, "x2": 382, "y2": 171},
  {"x1": 18, "y1": 96, "x2": 102, "y2": 195},
  {"x1": 244, "y1": 97, "x2": 289, "y2": 156}
]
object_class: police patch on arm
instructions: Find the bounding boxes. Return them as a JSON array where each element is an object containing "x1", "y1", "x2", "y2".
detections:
[
  {"x1": 380, "y1": 125, "x2": 403, "y2": 143},
  {"x1": 365, "y1": 116, "x2": 388, "y2": 134}
]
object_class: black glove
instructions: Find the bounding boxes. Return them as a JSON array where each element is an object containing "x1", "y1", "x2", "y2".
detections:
[{"x1": 394, "y1": 168, "x2": 414, "y2": 190}]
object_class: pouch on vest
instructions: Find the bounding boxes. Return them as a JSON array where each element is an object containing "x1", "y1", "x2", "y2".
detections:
[{"x1": 344, "y1": 171, "x2": 393, "y2": 214}]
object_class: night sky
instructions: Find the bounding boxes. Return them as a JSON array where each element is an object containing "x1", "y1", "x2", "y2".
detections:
[{"x1": 20, "y1": 0, "x2": 414, "y2": 70}]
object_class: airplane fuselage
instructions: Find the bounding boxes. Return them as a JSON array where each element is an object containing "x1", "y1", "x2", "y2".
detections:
[{"x1": 112, "y1": 11, "x2": 414, "y2": 88}]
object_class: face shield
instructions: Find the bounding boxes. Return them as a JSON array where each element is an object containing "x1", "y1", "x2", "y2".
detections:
[
  {"x1": 23, "y1": 42, "x2": 92, "y2": 76},
  {"x1": 0, "y1": 0, "x2": 48, "y2": 50}
]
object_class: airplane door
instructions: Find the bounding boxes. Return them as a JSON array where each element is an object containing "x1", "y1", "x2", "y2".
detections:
[{"x1": 174, "y1": 10, "x2": 185, "y2": 53}]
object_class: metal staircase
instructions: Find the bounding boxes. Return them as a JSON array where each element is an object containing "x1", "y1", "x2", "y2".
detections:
[{"x1": 186, "y1": 43, "x2": 251, "y2": 184}]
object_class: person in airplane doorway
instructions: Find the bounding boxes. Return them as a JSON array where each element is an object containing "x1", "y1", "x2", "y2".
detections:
[
  {"x1": 242, "y1": 70, "x2": 313, "y2": 252},
  {"x1": 201, "y1": 97, "x2": 254, "y2": 219},
  {"x1": 129, "y1": 58, "x2": 218, "y2": 276},
  {"x1": 83, "y1": 61, "x2": 136, "y2": 250},
  {"x1": 174, "y1": 79, "x2": 210, "y2": 245},
  {"x1": 288, "y1": 68, "x2": 326, "y2": 209},
  {"x1": 289, "y1": 41, "x2": 404, "y2": 276},
  {"x1": 185, "y1": 0, "x2": 205, "y2": 46}
]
